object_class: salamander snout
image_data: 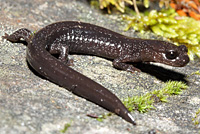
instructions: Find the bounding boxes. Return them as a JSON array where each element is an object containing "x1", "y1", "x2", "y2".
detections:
[
  {"x1": 179, "y1": 54, "x2": 190, "y2": 67},
  {"x1": 179, "y1": 45, "x2": 188, "y2": 52}
]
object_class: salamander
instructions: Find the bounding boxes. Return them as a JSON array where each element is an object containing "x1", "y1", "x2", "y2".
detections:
[{"x1": 2, "y1": 21, "x2": 189, "y2": 125}]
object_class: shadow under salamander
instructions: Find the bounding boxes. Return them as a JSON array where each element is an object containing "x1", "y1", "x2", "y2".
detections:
[{"x1": 133, "y1": 62, "x2": 188, "y2": 84}]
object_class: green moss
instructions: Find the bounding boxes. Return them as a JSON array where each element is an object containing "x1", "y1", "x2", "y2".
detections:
[
  {"x1": 123, "y1": 81, "x2": 188, "y2": 113},
  {"x1": 162, "y1": 80, "x2": 188, "y2": 95},
  {"x1": 60, "y1": 122, "x2": 71, "y2": 133},
  {"x1": 123, "y1": 92, "x2": 155, "y2": 113},
  {"x1": 192, "y1": 108, "x2": 200, "y2": 125},
  {"x1": 187, "y1": 71, "x2": 200, "y2": 77}
]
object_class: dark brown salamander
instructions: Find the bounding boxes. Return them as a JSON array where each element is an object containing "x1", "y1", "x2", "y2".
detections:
[{"x1": 3, "y1": 21, "x2": 189, "y2": 125}]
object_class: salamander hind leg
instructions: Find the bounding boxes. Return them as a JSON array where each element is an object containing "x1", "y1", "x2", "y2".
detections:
[
  {"x1": 113, "y1": 58, "x2": 141, "y2": 73},
  {"x1": 48, "y1": 43, "x2": 73, "y2": 65}
]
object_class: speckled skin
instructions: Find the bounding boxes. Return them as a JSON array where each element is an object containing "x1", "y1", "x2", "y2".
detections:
[{"x1": 3, "y1": 21, "x2": 189, "y2": 125}]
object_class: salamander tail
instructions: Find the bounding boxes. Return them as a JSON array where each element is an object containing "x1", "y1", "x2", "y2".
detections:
[
  {"x1": 127, "y1": 112, "x2": 136, "y2": 125},
  {"x1": 2, "y1": 28, "x2": 33, "y2": 44}
]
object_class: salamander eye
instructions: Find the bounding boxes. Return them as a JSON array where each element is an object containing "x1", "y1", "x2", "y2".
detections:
[{"x1": 166, "y1": 50, "x2": 178, "y2": 60}]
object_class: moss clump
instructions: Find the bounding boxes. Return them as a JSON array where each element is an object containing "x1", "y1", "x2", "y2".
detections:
[
  {"x1": 123, "y1": 93, "x2": 155, "y2": 113},
  {"x1": 123, "y1": 81, "x2": 188, "y2": 113}
]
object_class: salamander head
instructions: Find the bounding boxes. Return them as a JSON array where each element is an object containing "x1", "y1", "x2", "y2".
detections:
[{"x1": 141, "y1": 40, "x2": 190, "y2": 67}]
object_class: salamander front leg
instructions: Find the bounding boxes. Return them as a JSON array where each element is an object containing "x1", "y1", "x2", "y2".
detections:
[{"x1": 113, "y1": 58, "x2": 141, "y2": 73}]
